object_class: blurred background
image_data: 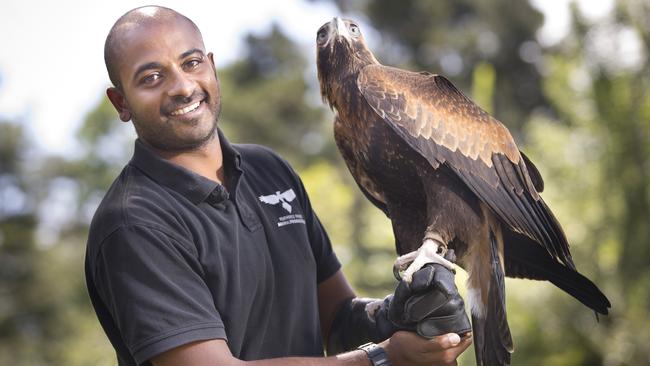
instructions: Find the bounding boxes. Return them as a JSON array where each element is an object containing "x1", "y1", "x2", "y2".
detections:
[{"x1": 1, "y1": 0, "x2": 648, "y2": 364}]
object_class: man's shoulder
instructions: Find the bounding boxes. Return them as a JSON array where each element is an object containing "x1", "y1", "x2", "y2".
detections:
[
  {"x1": 235, "y1": 143, "x2": 286, "y2": 164},
  {"x1": 87, "y1": 164, "x2": 176, "y2": 249},
  {"x1": 235, "y1": 143, "x2": 299, "y2": 177}
]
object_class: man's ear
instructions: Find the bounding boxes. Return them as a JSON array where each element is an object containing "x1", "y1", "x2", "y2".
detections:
[
  {"x1": 106, "y1": 87, "x2": 132, "y2": 122},
  {"x1": 208, "y1": 52, "x2": 218, "y2": 79}
]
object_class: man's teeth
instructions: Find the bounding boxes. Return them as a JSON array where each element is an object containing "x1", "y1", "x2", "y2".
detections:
[{"x1": 170, "y1": 101, "x2": 201, "y2": 116}]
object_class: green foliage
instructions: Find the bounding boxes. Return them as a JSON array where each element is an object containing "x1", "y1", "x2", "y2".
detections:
[
  {"x1": 0, "y1": 122, "x2": 25, "y2": 176},
  {"x1": 471, "y1": 62, "x2": 496, "y2": 114},
  {"x1": 218, "y1": 24, "x2": 336, "y2": 166}
]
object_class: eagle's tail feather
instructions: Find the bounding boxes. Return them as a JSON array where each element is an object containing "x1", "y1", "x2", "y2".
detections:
[
  {"x1": 473, "y1": 230, "x2": 513, "y2": 366},
  {"x1": 503, "y1": 230, "x2": 611, "y2": 315}
]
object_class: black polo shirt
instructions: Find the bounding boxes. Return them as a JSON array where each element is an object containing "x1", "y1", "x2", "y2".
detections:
[{"x1": 85, "y1": 131, "x2": 341, "y2": 365}]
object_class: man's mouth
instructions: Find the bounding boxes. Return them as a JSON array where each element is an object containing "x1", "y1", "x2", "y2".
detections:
[{"x1": 169, "y1": 100, "x2": 202, "y2": 116}]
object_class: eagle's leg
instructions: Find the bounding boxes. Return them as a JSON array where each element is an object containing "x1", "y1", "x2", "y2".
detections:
[{"x1": 393, "y1": 233, "x2": 455, "y2": 283}]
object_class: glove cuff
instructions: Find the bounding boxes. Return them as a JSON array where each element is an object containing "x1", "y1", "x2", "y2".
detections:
[{"x1": 326, "y1": 297, "x2": 394, "y2": 355}]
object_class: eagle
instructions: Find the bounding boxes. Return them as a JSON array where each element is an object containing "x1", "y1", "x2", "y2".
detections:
[{"x1": 316, "y1": 18, "x2": 610, "y2": 365}]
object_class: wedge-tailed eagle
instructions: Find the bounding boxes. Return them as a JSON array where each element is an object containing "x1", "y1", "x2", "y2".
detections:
[{"x1": 316, "y1": 17, "x2": 610, "y2": 365}]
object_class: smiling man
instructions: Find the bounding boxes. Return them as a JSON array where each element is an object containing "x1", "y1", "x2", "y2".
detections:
[{"x1": 85, "y1": 6, "x2": 472, "y2": 366}]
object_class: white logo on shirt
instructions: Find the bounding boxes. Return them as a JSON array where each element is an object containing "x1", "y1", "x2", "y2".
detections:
[
  {"x1": 259, "y1": 189, "x2": 296, "y2": 213},
  {"x1": 258, "y1": 188, "x2": 305, "y2": 227}
]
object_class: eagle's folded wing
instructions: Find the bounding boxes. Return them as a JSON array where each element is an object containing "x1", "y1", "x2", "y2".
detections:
[{"x1": 357, "y1": 64, "x2": 573, "y2": 269}]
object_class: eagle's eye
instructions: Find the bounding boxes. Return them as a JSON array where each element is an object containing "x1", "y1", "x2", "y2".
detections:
[
  {"x1": 349, "y1": 24, "x2": 360, "y2": 37},
  {"x1": 317, "y1": 30, "x2": 328, "y2": 45}
]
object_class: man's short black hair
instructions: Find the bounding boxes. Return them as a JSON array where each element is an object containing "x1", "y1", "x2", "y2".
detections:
[{"x1": 104, "y1": 6, "x2": 202, "y2": 89}]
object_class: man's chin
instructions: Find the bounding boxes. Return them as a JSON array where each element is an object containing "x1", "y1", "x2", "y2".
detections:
[{"x1": 141, "y1": 128, "x2": 216, "y2": 153}]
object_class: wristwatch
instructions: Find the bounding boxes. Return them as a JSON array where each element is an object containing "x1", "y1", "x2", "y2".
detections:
[{"x1": 357, "y1": 342, "x2": 392, "y2": 366}]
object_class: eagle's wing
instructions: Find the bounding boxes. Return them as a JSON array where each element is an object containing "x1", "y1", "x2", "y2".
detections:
[
  {"x1": 259, "y1": 194, "x2": 280, "y2": 205},
  {"x1": 334, "y1": 115, "x2": 390, "y2": 216},
  {"x1": 357, "y1": 64, "x2": 573, "y2": 269}
]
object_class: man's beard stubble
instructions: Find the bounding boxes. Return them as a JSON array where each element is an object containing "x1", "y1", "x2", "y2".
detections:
[{"x1": 133, "y1": 96, "x2": 221, "y2": 153}]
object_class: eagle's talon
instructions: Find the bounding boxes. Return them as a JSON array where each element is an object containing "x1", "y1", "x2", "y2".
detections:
[
  {"x1": 398, "y1": 239, "x2": 455, "y2": 283},
  {"x1": 393, "y1": 263, "x2": 403, "y2": 281}
]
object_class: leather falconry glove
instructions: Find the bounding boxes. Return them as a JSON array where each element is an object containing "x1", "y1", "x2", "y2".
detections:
[
  {"x1": 326, "y1": 250, "x2": 471, "y2": 355},
  {"x1": 389, "y1": 250, "x2": 472, "y2": 338}
]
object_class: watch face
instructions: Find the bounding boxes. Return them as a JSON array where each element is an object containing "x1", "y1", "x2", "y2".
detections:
[{"x1": 359, "y1": 343, "x2": 392, "y2": 366}]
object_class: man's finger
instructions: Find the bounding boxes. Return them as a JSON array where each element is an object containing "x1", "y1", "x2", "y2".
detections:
[
  {"x1": 437, "y1": 333, "x2": 461, "y2": 348},
  {"x1": 454, "y1": 334, "x2": 473, "y2": 353},
  {"x1": 427, "y1": 332, "x2": 472, "y2": 350}
]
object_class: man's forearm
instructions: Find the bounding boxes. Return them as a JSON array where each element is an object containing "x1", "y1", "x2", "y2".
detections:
[
  {"x1": 246, "y1": 332, "x2": 473, "y2": 366},
  {"x1": 244, "y1": 350, "x2": 370, "y2": 366},
  {"x1": 152, "y1": 338, "x2": 372, "y2": 366},
  {"x1": 151, "y1": 332, "x2": 472, "y2": 366}
]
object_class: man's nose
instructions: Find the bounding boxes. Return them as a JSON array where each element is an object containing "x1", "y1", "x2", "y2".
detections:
[{"x1": 167, "y1": 70, "x2": 195, "y2": 98}]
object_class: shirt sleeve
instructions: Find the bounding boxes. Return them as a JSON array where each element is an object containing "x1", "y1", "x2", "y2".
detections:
[
  {"x1": 305, "y1": 203, "x2": 342, "y2": 283},
  {"x1": 92, "y1": 224, "x2": 226, "y2": 364}
]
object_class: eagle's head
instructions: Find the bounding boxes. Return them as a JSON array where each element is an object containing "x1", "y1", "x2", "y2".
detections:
[{"x1": 316, "y1": 18, "x2": 379, "y2": 108}]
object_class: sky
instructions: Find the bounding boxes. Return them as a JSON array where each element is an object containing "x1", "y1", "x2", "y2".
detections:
[{"x1": 0, "y1": 0, "x2": 615, "y2": 157}]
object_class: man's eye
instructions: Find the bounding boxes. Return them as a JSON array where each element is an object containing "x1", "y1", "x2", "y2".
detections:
[
  {"x1": 185, "y1": 59, "x2": 202, "y2": 69},
  {"x1": 142, "y1": 73, "x2": 161, "y2": 84}
]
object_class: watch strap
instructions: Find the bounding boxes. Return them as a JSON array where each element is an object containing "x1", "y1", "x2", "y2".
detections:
[{"x1": 357, "y1": 342, "x2": 392, "y2": 366}]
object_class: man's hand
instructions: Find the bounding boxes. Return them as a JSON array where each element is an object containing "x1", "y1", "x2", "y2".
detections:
[
  {"x1": 376, "y1": 250, "x2": 472, "y2": 338},
  {"x1": 381, "y1": 331, "x2": 472, "y2": 366}
]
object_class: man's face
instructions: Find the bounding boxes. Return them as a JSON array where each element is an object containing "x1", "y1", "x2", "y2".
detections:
[{"x1": 111, "y1": 18, "x2": 221, "y2": 151}]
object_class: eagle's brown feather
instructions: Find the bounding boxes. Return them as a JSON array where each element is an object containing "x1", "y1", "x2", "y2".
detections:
[{"x1": 358, "y1": 65, "x2": 520, "y2": 166}]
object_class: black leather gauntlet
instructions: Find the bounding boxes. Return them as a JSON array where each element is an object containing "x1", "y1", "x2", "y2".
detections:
[
  {"x1": 326, "y1": 296, "x2": 395, "y2": 355},
  {"x1": 390, "y1": 259, "x2": 472, "y2": 339},
  {"x1": 326, "y1": 251, "x2": 471, "y2": 355}
]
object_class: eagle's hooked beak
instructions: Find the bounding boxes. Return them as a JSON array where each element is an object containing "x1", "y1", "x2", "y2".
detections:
[{"x1": 333, "y1": 17, "x2": 351, "y2": 42}]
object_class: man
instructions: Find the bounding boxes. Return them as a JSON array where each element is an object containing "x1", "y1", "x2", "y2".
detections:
[{"x1": 85, "y1": 6, "x2": 472, "y2": 366}]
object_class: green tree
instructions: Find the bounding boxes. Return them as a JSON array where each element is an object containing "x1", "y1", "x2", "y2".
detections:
[{"x1": 219, "y1": 23, "x2": 336, "y2": 165}]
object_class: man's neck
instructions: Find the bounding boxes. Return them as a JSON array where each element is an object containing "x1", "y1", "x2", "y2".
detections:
[{"x1": 147, "y1": 135, "x2": 225, "y2": 184}]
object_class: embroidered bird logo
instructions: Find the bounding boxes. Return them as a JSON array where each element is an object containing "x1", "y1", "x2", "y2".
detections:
[{"x1": 259, "y1": 189, "x2": 297, "y2": 213}]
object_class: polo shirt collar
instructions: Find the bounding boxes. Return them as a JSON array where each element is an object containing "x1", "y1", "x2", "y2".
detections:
[
  {"x1": 218, "y1": 128, "x2": 243, "y2": 173},
  {"x1": 129, "y1": 129, "x2": 241, "y2": 205}
]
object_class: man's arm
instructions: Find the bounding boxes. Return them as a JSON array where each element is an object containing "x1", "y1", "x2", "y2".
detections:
[
  {"x1": 151, "y1": 338, "x2": 370, "y2": 366},
  {"x1": 317, "y1": 269, "x2": 356, "y2": 344},
  {"x1": 151, "y1": 331, "x2": 471, "y2": 366},
  {"x1": 151, "y1": 270, "x2": 471, "y2": 366}
]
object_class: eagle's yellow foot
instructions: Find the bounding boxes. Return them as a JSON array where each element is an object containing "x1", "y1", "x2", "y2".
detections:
[{"x1": 393, "y1": 238, "x2": 455, "y2": 283}]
